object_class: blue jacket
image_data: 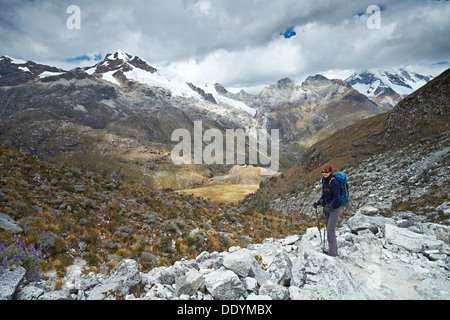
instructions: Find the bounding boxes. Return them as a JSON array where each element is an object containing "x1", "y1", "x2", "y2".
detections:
[{"x1": 320, "y1": 175, "x2": 341, "y2": 209}]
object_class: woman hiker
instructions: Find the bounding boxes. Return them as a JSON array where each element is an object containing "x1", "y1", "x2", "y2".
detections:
[{"x1": 313, "y1": 164, "x2": 341, "y2": 257}]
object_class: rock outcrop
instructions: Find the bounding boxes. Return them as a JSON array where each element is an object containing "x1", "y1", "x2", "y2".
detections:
[{"x1": 3, "y1": 208, "x2": 448, "y2": 300}]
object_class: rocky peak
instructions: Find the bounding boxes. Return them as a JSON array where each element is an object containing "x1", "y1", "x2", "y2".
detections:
[
  {"x1": 0, "y1": 56, "x2": 65, "y2": 87},
  {"x1": 214, "y1": 82, "x2": 228, "y2": 94},
  {"x1": 275, "y1": 77, "x2": 297, "y2": 90},
  {"x1": 260, "y1": 77, "x2": 298, "y2": 96},
  {"x1": 302, "y1": 74, "x2": 329, "y2": 86},
  {"x1": 302, "y1": 74, "x2": 352, "y2": 92},
  {"x1": 86, "y1": 50, "x2": 157, "y2": 75}
]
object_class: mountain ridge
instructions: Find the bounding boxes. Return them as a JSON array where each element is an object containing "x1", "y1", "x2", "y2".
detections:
[
  {"x1": 346, "y1": 68, "x2": 434, "y2": 108},
  {"x1": 0, "y1": 56, "x2": 65, "y2": 87},
  {"x1": 0, "y1": 51, "x2": 389, "y2": 188}
]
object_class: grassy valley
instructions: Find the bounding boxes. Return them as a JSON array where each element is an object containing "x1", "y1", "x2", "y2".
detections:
[{"x1": 0, "y1": 145, "x2": 308, "y2": 280}]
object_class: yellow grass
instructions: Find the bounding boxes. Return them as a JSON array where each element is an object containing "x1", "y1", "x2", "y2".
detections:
[{"x1": 176, "y1": 183, "x2": 260, "y2": 204}]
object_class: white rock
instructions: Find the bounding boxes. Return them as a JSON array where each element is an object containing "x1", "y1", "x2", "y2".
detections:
[
  {"x1": 243, "y1": 277, "x2": 258, "y2": 293},
  {"x1": 0, "y1": 265, "x2": 26, "y2": 300},
  {"x1": 175, "y1": 269, "x2": 204, "y2": 297},
  {"x1": 222, "y1": 248, "x2": 269, "y2": 285},
  {"x1": 259, "y1": 282, "x2": 289, "y2": 300},
  {"x1": 385, "y1": 224, "x2": 443, "y2": 253},
  {"x1": 86, "y1": 259, "x2": 141, "y2": 300},
  {"x1": 203, "y1": 267, "x2": 248, "y2": 300},
  {"x1": 282, "y1": 235, "x2": 300, "y2": 246},
  {"x1": 291, "y1": 249, "x2": 367, "y2": 300}
]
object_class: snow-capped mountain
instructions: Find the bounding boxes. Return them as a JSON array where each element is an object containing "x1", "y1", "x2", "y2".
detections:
[
  {"x1": 346, "y1": 68, "x2": 434, "y2": 108},
  {"x1": 85, "y1": 50, "x2": 256, "y2": 116}
]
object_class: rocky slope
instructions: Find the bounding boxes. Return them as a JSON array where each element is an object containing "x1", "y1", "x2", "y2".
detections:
[
  {"x1": 2, "y1": 206, "x2": 448, "y2": 300},
  {"x1": 268, "y1": 130, "x2": 449, "y2": 224},
  {"x1": 0, "y1": 142, "x2": 307, "y2": 285},
  {"x1": 1, "y1": 130, "x2": 448, "y2": 301}
]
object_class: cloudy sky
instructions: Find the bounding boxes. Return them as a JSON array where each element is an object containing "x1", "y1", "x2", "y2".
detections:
[{"x1": 1, "y1": 0, "x2": 449, "y2": 92}]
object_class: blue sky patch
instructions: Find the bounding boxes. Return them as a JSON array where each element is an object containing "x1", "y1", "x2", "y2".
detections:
[
  {"x1": 67, "y1": 54, "x2": 102, "y2": 63},
  {"x1": 432, "y1": 61, "x2": 448, "y2": 65},
  {"x1": 280, "y1": 26, "x2": 296, "y2": 39}
]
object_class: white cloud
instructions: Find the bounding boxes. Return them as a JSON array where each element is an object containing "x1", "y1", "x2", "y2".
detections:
[
  {"x1": 169, "y1": 36, "x2": 304, "y2": 88},
  {"x1": 167, "y1": 0, "x2": 450, "y2": 90},
  {"x1": 0, "y1": 0, "x2": 448, "y2": 90}
]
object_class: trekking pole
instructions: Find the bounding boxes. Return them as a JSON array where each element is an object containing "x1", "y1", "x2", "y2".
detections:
[
  {"x1": 315, "y1": 207, "x2": 323, "y2": 245},
  {"x1": 322, "y1": 224, "x2": 326, "y2": 252}
]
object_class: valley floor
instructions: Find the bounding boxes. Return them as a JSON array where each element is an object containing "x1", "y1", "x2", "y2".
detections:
[{"x1": 176, "y1": 182, "x2": 259, "y2": 204}]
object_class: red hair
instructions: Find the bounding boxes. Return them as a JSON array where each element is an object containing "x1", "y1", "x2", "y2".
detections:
[{"x1": 321, "y1": 164, "x2": 333, "y2": 174}]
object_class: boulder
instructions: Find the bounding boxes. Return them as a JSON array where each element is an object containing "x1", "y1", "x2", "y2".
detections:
[
  {"x1": 291, "y1": 249, "x2": 367, "y2": 300},
  {"x1": 347, "y1": 212, "x2": 394, "y2": 235},
  {"x1": 243, "y1": 277, "x2": 258, "y2": 293},
  {"x1": 385, "y1": 224, "x2": 444, "y2": 253},
  {"x1": 282, "y1": 235, "x2": 300, "y2": 245},
  {"x1": 175, "y1": 269, "x2": 204, "y2": 297},
  {"x1": 259, "y1": 282, "x2": 289, "y2": 300},
  {"x1": 203, "y1": 267, "x2": 248, "y2": 300},
  {"x1": 266, "y1": 251, "x2": 292, "y2": 286},
  {"x1": 63, "y1": 266, "x2": 99, "y2": 293},
  {"x1": 142, "y1": 283, "x2": 174, "y2": 300},
  {"x1": 222, "y1": 248, "x2": 268, "y2": 285},
  {"x1": 38, "y1": 290, "x2": 72, "y2": 300},
  {"x1": 86, "y1": 259, "x2": 141, "y2": 300},
  {"x1": 0, "y1": 213, "x2": 23, "y2": 234},
  {"x1": 15, "y1": 284, "x2": 46, "y2": 300},
  {"x1": 0, "y1": 265, "x2": 26, "y2": 300},
  {"x1": 360, "y1": 206, "x2": 379, "y2": 216}
]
